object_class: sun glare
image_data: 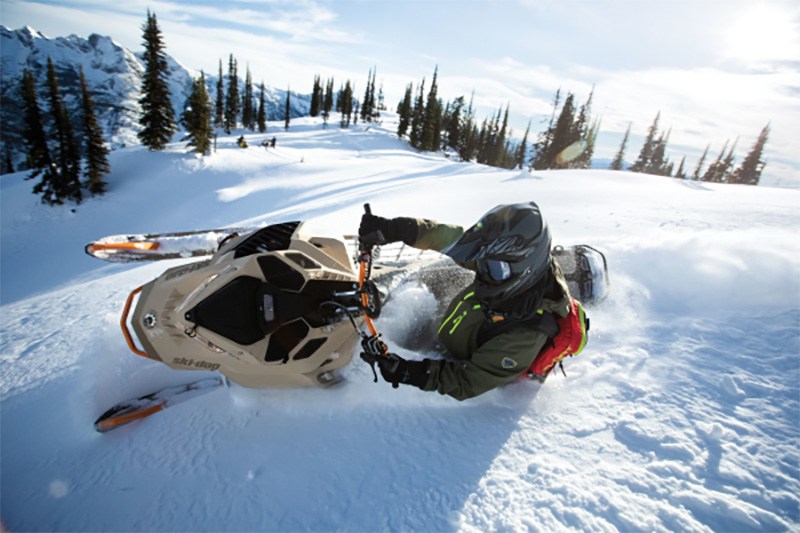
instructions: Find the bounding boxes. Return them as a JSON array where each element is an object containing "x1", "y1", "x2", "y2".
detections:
[{"x1": 724, "y1": 4, "x2": 799, "y2": 63}]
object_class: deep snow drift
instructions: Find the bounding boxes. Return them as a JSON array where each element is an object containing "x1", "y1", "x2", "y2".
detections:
[{"x1": 1, "y1": 116, "x2": 798, "y2": 531}]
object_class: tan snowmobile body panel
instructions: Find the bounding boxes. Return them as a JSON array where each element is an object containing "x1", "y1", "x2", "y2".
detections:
[{"x1": 129, "y1": 222, "x2": 361, "y2": 388}]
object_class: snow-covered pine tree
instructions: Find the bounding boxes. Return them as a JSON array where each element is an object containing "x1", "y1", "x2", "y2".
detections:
[
  {"x1": 78, "y1": 66, "x2": 110, "y2": 195},
  {"x1": 138, "y1": 11, "x2": 176, "y2": 150}
]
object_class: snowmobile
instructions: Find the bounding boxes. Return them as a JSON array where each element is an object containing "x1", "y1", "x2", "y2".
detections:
[{"x1": 87, "y1": 206, "x2": 608, "y2": 432}]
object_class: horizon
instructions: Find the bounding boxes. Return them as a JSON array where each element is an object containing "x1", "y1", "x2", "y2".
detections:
[{"x1": 1, "y1": 0, "x2": 798, "y2": 187}]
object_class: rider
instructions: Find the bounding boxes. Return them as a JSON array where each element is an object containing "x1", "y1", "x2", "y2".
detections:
[{"x1": 359, "y1": 202, "x2": 573, "y2": 400}]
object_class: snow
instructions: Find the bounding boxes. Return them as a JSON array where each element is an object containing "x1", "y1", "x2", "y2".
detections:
[{"x1": 2, "y1": 114, "x2": 799, "y2": 531}]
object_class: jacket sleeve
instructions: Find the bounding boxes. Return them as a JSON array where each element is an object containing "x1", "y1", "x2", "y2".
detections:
[
  {"x1": 408, "y1": 218, "x2": 464, "y2": 252},
  {"x1": 421, "y1": 329, "x2": 548, "y2": 401}
]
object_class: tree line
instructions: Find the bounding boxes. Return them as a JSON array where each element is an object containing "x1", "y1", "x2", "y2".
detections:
[
  {"x1": 610, "y1": 112, "x2": 769, "y2": 185},
  {"x1": 18, "y1": 10, "x2": 772, "y2": 205},
  {"x1": 19, "y1": 57, "x2": 110, "y2": 205},
  {"x1": 393, "y1": 69, "x2": 769, "y2": 186}
]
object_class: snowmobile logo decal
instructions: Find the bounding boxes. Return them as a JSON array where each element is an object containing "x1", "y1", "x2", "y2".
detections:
[
  {"x1": 165, "y1": 260, "x2": 211, "y2": 281},
  {"x1": 172, "y1": 357, "x2": 220, "y2": 371},
  {"x1": 501, "y1": 357, "x2": 518, "y2": 369}
]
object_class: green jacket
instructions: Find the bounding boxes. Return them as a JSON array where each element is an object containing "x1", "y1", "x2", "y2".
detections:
[{"x1": 408, "y1": 218, "x2": 571, "y2": 400}]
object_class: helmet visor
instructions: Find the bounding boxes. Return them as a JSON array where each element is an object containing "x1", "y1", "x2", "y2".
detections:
[{"x1": 480, "y1": 259, "x2": 512, "y2": 283}]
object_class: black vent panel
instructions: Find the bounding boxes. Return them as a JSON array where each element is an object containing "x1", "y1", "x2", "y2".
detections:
[{"x1": 233, "y1": 222, "x2": 300, "y2": 258}]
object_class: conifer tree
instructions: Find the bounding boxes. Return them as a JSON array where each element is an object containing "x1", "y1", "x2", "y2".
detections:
[
  {"x1": 182, "y1": 71, "x2": 213, "y2": 155},
  {"x1": 444, "y1": 96, "x2": 464, "y2": 151},
  {"x1": 224, "y1": 54, "x2": 239, "y2": 133},
  {"x1": 648, "y1": 129, "x2": 670, "y2": 175},
  {"x1": 45, "y1": 58, "x2": 82, "y2": 204},
  {"x1": 541, "y1": 93, "x2": 577, "y2": 169},
  {"x1": 284, "y1": 87, "x2": 291, "y2": 130},
  {"x1": 409, "y1": 78, "x2": 425, "y2": 148},
  {"x1": 516, "y1": 120, "x2": 530, "y2": 169},
  {"x1": 78, "y1": 66, "x2": 110, "y2": 195},
  {"x1": 215, "y1": 60, "x2": 224, "y2": 128},
  {"x1": 609, "y1": 123, "x2": 630, "y2": 170},
  {"x1": 242, "y1": 67, "x2": 254, "y2": 130},
  {"x1": 631, "y1": 112, "x2": 660, "y2": 173},
  {"x1": 702, "y1": 141, "x2": 729, "y2": 182},
  {"x1": 257, "y1": 82, "x2": 267, "y2": 133},
  {"x1": 459, "y1": 92, "x2": 477, "y2": 162},
  {"x1": 421, "y1": 68, "x2": 441, "y2": 151},
  {"x1": 310, "y1": 75, "x2": 322, "y2": 117},
  {"x1": 730, "y1": 124, "x2": 769, "y2": 185},
  {"x1": 580, "y1": 118, "x2": 601, "y2": 169},
  {"x1": 361, "y1": 68, "x2": 374, "y2": 123},
  {"x1": 674, "y1": 156, "x2": 687, "y2": 179},
  {"x1": 692, "y1": 144, "x2": 709, "y2": 180},
  {"x1": 720, "y1": 140, "x2": 737, "y2": 182},
  {"x1": 396, "y1": 83, "x2": 413, "y2": 138},
  {"x1": 530, "y1": 89, "x2": 561, "y2": 170},
  {"x1": 339, "y1": 81, "x2": 354, "y2": 127},
  {"x1": 322, "y1": 78, "x2": 334, "y2": 126},
  {"x1": 138, "y1": 10, "x2": 176, "y2": 150},
  {"x1": 20, "y1": 69, "x2": 58, "y2": 201},
  {"x1": 492, "y1": 104, "x2": 510, "y2": 167}
]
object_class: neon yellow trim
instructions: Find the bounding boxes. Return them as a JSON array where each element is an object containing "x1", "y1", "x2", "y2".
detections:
[
  {"x1": 449, "y1": 311, "x2": 467, "y2": 335},
  {"x1": 437, "y1": 291, "x2": 476, "y2": 336}
]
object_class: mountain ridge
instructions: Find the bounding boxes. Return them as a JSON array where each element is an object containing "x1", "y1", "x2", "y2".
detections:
[{"x1": 0, "y1": 25, "x2": 310, "y2": 172}]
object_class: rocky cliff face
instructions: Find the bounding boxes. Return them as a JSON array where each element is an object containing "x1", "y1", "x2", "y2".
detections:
[{"x1": 0, "y1": 26, "x2": 309, "y2": 172}]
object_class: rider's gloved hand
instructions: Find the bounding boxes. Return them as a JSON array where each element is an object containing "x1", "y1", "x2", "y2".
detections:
[
  {"x1": 359, "y1": 213, "x2": 418, "y2": 247},
  {"x1": 378, "y1": 353, "x2": 430, "y2": 389}
]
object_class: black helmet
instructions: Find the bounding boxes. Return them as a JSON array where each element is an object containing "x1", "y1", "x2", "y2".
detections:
[{"x1": 445, "y1": 202, "x2": 552, "y2": 307}]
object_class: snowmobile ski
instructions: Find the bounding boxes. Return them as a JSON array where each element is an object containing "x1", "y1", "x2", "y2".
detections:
[
  {"x1": 93, "y1": 376, "x2": 225, "y2": 432},
  {"x1": 85, "y1": 227, "x2": 246, "y2": 262}
]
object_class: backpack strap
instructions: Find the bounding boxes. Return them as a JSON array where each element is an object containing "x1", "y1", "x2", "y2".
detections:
[{"x1": 476, "y1": 311, "x2": 559, "y2": 348}]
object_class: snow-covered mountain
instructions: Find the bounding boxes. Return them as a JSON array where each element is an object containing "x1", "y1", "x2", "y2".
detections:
[
  {"x1": 1, "y1": 114, "x2": 798, "y2": 531},
  {"x1": 0, "y1": 26, "x2": 310, "y2": 171}
]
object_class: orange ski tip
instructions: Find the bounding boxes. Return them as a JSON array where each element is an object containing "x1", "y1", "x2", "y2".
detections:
[
  {"x1": 88, "y1": 241, "x2": 161, "y2": 253},
  {"x1": 94, "y1": 402, "x2": 166, "y2": 432}
]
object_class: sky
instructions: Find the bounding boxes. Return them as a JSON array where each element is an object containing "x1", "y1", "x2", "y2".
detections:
[{"x1": 1, "y1": 0, "x2": 799, "y2": 187}]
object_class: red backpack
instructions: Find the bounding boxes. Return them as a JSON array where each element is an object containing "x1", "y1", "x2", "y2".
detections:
[
  {"x1": 477, "y1": 297, "x2": 589, "y2": 379},
  {"x1": 527, "y1": 297, "x2": 589, "y2": 378}
]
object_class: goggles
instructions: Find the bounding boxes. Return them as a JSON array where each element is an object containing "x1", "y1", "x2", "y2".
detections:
[{"x1": 479, "y1": 259, "x2": 512, "y2": 283}]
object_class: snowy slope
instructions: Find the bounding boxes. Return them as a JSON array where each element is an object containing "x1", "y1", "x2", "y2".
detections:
[{"x1": 1, "y1": 116, "x2": 798, "y2": 531}]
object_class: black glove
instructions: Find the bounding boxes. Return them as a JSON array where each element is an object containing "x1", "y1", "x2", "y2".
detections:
[
  {"x1": 378, "y1": 353, "x2": 430, "y2": 389},
  {"x1": 359, "y1": 213, "x2": 418, "y2": 247}
]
